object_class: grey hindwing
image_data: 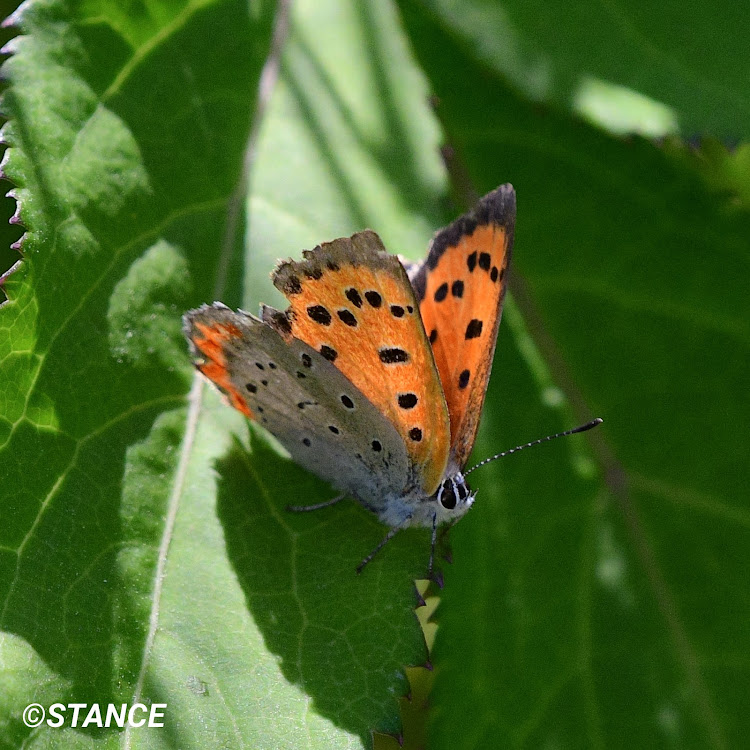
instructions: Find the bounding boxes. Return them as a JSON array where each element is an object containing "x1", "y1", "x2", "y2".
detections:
[{"x1": 185, "y1": 304, "x2": 411, "y2": 511}]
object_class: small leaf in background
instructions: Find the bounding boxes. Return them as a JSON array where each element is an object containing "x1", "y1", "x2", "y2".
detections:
[{"x1": 406, "y1": 0, "x2": 750, "y2": 138}]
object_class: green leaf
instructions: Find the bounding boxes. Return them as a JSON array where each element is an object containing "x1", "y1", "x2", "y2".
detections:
[
  {"x1": 404, "y1": 0, "x2": 750, "y2": 138},
  {"x1": 0, "y1": 0, "x2": 446, "y2": 747},
  {"x1": 246, "y1": 0, "x2": 447, "y2": 307},
  {"x1": 0, "y1": 0, "x2": 24, "y2": 295},
  {"x1": 398, "y1": 2, "x2": 750, "y2": 748},
  {"x1": 664, "y1": 137, "x2": 750, "y2": 212},
  {"x1": 9, "y1": 0, "x2": 746, "y2": 746}
]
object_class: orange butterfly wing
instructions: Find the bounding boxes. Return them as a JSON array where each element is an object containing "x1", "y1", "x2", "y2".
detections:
[
  {"x1": 271, "y1": 230, "x2": 451, "y2": 495},
  {"x1": 410, "y1": 184, "x2": 516, "y2": 470}
]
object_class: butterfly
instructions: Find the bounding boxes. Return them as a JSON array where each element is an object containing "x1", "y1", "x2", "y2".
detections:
[{"x1": 185, "y1": 185, "x2": 515, "y2": 573}]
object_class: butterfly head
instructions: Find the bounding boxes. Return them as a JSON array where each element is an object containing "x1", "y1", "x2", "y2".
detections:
[{"x1": 432, "y1": 471, "x2": 475, "y2": 523}]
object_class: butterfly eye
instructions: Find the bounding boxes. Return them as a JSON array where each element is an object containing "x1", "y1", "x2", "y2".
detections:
[{"x1": 438, "y1": 482, "x2": 457, "y2": 510}]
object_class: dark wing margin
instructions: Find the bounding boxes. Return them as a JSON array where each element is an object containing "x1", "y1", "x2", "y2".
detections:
[{"x1": 411, "y1": 184, "x2": 516, "y2": 301}]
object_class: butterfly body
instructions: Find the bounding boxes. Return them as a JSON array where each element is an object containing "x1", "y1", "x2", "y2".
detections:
[{"x1": 184, "y1": 185, "x2": 515, "y2": 562}]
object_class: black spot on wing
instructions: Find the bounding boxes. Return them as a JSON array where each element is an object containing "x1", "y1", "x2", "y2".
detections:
[
  {"x1": 465, "y1": 319, "x2": 483, "y2": 339},
  {"x1": 345, "y1": 288, "x2": 363, "y2": 308},
  {"x1": 266, "y1": 308, "x2": 292, "y2": 336},
  {"x1": 320, "y1": 345, "x2": 338, "y2": 362},
  {"x1": 379, "y1": 347, "x2": 409, "y2": 364},
  {"x1": 397, "y1": 393, "x2": 418, "y2": 409},
  {"x1": 365, "y1": 290, "x2": 382, "y2": 308},
  {"x1": 305, "y1": 266, "x2": 323, "y2": 280},
  {"x1": 283, "y1": 275, "x2": 302, "y2": 295},
  {"x1": 337, "y1": 309, "x2": 358, "y2": 327},
  {"x1": 307, "y1": 305, "x2": 332, "y2": 325}
]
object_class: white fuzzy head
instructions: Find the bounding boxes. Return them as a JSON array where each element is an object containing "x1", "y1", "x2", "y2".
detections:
[{"x1": 432, "y1": 471, "x2": 475, "y2": 524}]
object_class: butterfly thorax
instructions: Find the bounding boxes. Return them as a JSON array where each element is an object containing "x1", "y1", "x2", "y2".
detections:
[{"x1": 376, "y1": 470, "x2": 475, "y2": 529}]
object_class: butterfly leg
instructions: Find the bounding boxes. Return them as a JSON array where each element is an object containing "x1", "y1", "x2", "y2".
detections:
[
  {"x1": 286, "y1": 493, "x2": 346, "y2": 513},
  {"x1": 428, "y1": 513, "x2": 438, "y2": 577},
  {"x1": 356, "y1": 520, "x2": 410, "y2": 575}
]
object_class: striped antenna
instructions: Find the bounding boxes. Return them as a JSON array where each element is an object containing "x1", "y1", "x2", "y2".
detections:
[{"x1": 465, "y1": 418, "x2": 603, "y2": 475}]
